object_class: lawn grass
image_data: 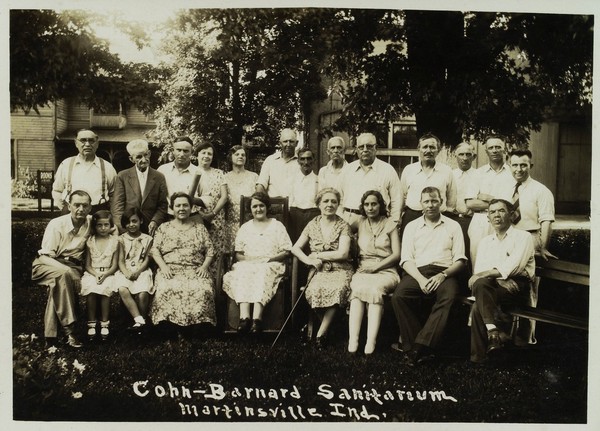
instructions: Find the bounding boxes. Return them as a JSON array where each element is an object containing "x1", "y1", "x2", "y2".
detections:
[{"x1": 12, "y1": 219, "x2": 589, "y2": 422}]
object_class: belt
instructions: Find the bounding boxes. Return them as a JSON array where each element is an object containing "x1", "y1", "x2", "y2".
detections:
[
  {"x1": 343, "y1": 207, "x2": 361, "y2": 215},
  {"x1": 527, "y1": 229, "x2": 541, "y2": 233}
]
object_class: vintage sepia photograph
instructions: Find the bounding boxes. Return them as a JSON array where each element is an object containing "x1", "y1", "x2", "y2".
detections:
[{"x1": 6, "y1": 0, "x2": 598, "y2": 427}]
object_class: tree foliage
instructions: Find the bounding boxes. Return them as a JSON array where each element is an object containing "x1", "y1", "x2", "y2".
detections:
[{"x1": 10, "y1": 9, "x2": 164, "y2": 114}]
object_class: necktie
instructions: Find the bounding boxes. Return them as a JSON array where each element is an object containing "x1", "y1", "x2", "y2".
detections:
[{"x1": 512, "y1": 182, "x2": 522, "y2": 224}]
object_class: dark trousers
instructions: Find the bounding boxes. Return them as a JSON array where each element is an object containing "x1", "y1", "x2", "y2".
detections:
[
  {"x1": 391, "y1": 265, "x2": 461, "y2": 351},
  {"x1": 400, "y1": 208, "x2": 422, "y2": 237},
  {"x1": 445, "y1": 213, "x2": 472, "y2": 276},
  {"x1": 289, "y1": 207, "x2": 320, "y2": 244},
  {"x1": 470, "y1": 276, "x2": 531, "y2": 362}
]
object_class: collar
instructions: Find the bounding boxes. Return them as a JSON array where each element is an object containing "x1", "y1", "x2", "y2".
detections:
[
  {"x1": 326, "y1": 159, "x2": 347, "y2": 169},
  {"x1": 170, "y1": 162, "x2": 195, "y2": 173},
  {"x1": 273, "y1": 152, "x2": 298, "y2": 162},
  {"x1": 75, "y1": 154, "x2": 100, "y2": 166},
  {"x1": 483, "y1": 163, "x2": 510, "y2": 174},
  {"x1": 417, "y1": 214, "x2": 445, "y2": 228},
  {"x1": 67, "y1": 214, "x2": 90, "y2": 234},
  {"x1": 416, "y1": 161, "x2": 439, "y2": 173},
  {"x1": 493, "y1": 225, "x2": 516, "y2": 241},
  {"x1": 136, "y1": 167, "x2": 148, "y2": 176},
  {"x1": 351, "y1": 157, "x2": 381, "y2": 172}
]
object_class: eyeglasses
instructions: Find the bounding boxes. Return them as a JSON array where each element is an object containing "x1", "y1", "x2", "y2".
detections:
[
  {"x1": 357, "y1": 144, "x2": 376, "y2": 150},
  {"x1": 77, "y1": 138, "x2": 96, "y2": 143}
]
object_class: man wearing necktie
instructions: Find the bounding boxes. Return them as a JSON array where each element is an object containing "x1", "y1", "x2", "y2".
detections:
[{"x1": 112, "y1": 139, "x2": 169, "y2": 235}]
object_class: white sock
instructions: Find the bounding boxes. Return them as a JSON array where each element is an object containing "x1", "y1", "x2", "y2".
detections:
[
  {"x1": 134, "y1": 316, "x2": 146, "y2": 325},
  {"x1": 485, "y1": 324, "x2": 497, "y2": 331}
]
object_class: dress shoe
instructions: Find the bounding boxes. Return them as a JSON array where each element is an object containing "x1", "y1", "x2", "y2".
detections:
[
  {"x1": 487, "y1": 329, "x2": 503, "y2": 353},
  {"x1": 315, "y1": 335, "x2": 327, "y2": 349},
  {"x1": 404, "y1": 344, "x2": 435, "y2": 367},
  {"x1": 65, "y1": 334, "x2": 83, "y2": 349},
  {"x1": 237, "y1": 318, "x2": 251, "y2": 334},
  {"x1": 250, "y1": 319, "x2": 263, "y2": 334}
]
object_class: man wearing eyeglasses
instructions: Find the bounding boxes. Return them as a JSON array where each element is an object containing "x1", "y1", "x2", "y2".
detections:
[
  {"x1": 336, "y1": 132, "x2": 401, "y2": 225},
  {"x1": 256, "y1": 128, "x2": 301, "y2": 197},
  {"x1": 52, "y1": 129, "x2": 117, "y2": 214},
  {"x1": 111, "y1": 139, "x2": 168, "y2": 235},
  {"x1": 398, "y1": 133, "x2": 457, "y2": 234}
]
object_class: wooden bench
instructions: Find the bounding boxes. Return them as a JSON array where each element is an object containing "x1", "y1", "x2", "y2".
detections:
[{"x1": 463, "y1": 257, "x2": 589, "y2": 331}]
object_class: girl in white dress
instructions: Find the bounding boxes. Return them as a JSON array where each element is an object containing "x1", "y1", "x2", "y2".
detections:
[
  {"x1": 114, "y1": 208, "x2": 154, "y2": 330},
  {"x1": 81, "y1": 210, "x2": 119, "y2": 340}
]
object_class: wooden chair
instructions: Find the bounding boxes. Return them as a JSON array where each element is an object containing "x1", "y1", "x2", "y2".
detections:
[{"x1": 215, "y1": 196, "x2": 298, "y2": 333}]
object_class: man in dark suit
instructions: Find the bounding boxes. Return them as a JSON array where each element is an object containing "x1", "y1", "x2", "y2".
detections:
[{"x1": 112, "y1": 139, "x2": 168, "y2": 235}]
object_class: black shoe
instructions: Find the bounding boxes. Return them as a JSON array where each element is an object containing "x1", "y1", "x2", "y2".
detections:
[
  {"x1": 250, "y1": 319, "x2": 262, "y2": 334},
  {"x1": 487, "y1": 329, "x2": 503, "y2": 353},
  {"x1": 237, "y1": 318, "x2": 251, "y2": 334},
  {"x1": 315, "y1": 335, "x2": 327, "y2": 349},
  {"x1": 65, "y1": 334, "x2": 83, "y2": 349},
  {"x1": 404, "y1": 344, "x2": 435, "y2": 367},
  {"x1": 45, "y1": 337, "x2": 58, "y2": 348}
]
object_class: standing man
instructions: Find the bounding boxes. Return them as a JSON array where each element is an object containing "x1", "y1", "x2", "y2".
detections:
[
  {"x1": 398, "y1": 133, "x2": 457, "y2": 233},
  {"x1": 391, "y1": 186, "x2": 466, "y2": 366},
  {"x1": 32, "y1": 190, "x2": 93, "y2": 348},
  {"x1": 112, "y1": 139, "x2": 169, "y2": 235},
  {"x1": 288, "y1": 148, "x2": 320, "y2": 243},
  {"x1": 336, "y1": 132, "x2": 401, "y2": 225},
  {"x1": 256, "y1": 128, "x2": 301, "y2": 197},
  {"x1": 450, "y1": 142, "x2": 478, "y2": 259},
  {"x1": 52, "y1": 129, "x2": 117, "y2": 214},
  {"x1": 157, "y1": 136, "x2": 200, "y2": 218},
  {"x1": 318, "y1": 136, "x2": 348, "y2": 190},
  {"x1": 469, "y1": 199, "x2": 535, "y2": 364},
  {"x1": 466, "y1": 135, "x2": 514, "y2": 265}
]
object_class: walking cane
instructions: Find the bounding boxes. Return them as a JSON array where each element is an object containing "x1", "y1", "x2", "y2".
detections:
[{"x1": 267, "y1": 268, "x2": 317, "y2": 358}]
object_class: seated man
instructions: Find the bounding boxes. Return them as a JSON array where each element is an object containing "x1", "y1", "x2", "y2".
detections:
[
  {"x1": 391, "y1": 186, "x2": 466, "y2": 366},
  {"x1": 31, "y1": 190, "x2": 93, "y2": 348},
  {"x1": 469, "y1": 199, "x2": 535, "y2": 365}
]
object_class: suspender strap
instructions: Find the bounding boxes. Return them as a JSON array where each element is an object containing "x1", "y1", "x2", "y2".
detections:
[{"x1": 66, "y1": 156, "x2": 107, "y2": 203}]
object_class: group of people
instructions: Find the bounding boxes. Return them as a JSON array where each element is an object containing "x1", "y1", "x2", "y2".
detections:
[{"x1": 32, "y1": 127, "x2": 555, "y2": 366}]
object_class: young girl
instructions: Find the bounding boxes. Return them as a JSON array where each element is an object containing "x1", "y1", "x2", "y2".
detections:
[
  {"x1": 80, "y1": 210, "x2": 119, "y2": 340},
  {"x1": 114, "y1": 208, "x2": 154, "y2": 330}
]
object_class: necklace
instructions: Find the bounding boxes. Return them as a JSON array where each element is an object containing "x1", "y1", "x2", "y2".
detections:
[{"x1": 367, "y1": 217, "x2": 386, "y2": 244}]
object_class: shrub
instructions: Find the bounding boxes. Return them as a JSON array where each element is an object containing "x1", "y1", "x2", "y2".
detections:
[{"x1": 11, "y1": 166, "x2": 39, "y2": 198}]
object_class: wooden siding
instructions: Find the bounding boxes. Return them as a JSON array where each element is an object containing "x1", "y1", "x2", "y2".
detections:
[
  {"x1": 529, "y1": 122, "x2": 559, "y2": 196},
  {"x1": 556, "y1": 122, "x2": 591, "y2": 203},
  {"x1": 16, "y1": 140, "x2": 55, "y2": 179},
  {"x1": 126, "y1": 106, "x2": 154, "y2": 126},
  {"x1": 11, "y1": 114, "x2": 55, "y2": 140},
  {"x1": 56, "y1": 100, "x2": 68, "y2": 134},
  {"x1": 67, "y1": 101, "x2": 91, "y2": 130}
]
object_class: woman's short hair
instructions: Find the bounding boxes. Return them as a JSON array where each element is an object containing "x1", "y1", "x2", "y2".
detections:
[
  {"x1": 248, "y1": 191, "x2": 271, "y2": 210},
  {"x1": 359, "y1": 190, "x2": 388, "y2": 217},
  {"x1": 197, "y1": 142, "x2": 215, "y2": 153},
  {"x1": 228, "y1": 145, "x2": 246, "y2": 166},
  {"x1": 315, "y1": 187, "x2": 341, "y2": 206},
  {"x1": 169, "y1": 192, "x2": 192, "y2": 209},
  {"x1": 121, "y1": 207, "x2": 145, "y2": 228},
  {"x1": 91, "y1": 210, "x2": 114, "y2": 234}
]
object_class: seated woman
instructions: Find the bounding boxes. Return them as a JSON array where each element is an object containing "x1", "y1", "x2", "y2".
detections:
[
  {"x1": 348, "y1": 190, "x2": 400, "y2": 355},
  {"x1": 150, "y1": 192, "x2": 217, "y2": 333},
  {"x1": 291, "y1": 187, "x2": 353, "y2": 347},
  {"x1": 222, "y1": 192, "x2": 292, "y2": 334}
]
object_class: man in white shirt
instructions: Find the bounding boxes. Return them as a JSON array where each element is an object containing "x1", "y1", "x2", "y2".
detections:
[
  {"x1": 318, "y1": 136, "x2": 348, "y2": 191},
  {"x1": 256, "y1": 128, "x2": 301, "y2": 197},
  {"x1": 392, "y1": 186, "x2": 466, "y2": 366},
  {"x1": 157, "y1": 136, "x2": 200, "y2": 218},
  {"x1": 112, "y1": 139, "x2": 168, "y2": 235},
  {"x1": 336, "y1": 132, "x2": 401, "y2": 224},
  {"x1": 289, "y1": 148, "x2": 320, "y2": 242},
  {"x1": 398, "y1": 133, "x2": 457, "y2": 234},
  {"x1": 469, "y1": 198, "x2": 535, "y2": 364},
  {"x1": 466, "y1": 135, "x2": 514, "y2": 264},
  {"x1": 449, "y1": 142, "x2": 478, "y2": 260},
  {"x1": 52, "y1": 129, "x2": 117, "y2": 214}
]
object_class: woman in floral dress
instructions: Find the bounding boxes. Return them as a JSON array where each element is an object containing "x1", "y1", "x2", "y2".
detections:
[
  {"x1": 223, "y1": 145, "x2": 259, "y2": 253},
  {"x1": 291, "y1": 187, "x2": 353, "y2": 347},
  {"x1": 222, "y1": 192, "x2": 292, "y2": 334},
  {"x1": 150, "y1": 192, "x2": 216, "y2": 327},
  {"x1": 194, "y1": 142, "x2": 228, "y2": 256}
]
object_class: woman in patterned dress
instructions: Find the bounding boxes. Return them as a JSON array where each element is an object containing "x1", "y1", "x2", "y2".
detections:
[
  {"x1": 222, "y1": 192, "x2": 292, "y2": 334},
  {"x1": 150, "y1": 192, "x2": 216, "y2": 328},
  {"x1": 291, "y1": 187, "x2": 353, "y2": 347},
  {"x1": 194, "y1": 142, "x2": 228, "y2": 256},
  {"x1": 223, "y1": 145, "x2": 259, "y2": 253},
  {"x1": 348, "y1": 190, "x2": 400, "y2": 355}
]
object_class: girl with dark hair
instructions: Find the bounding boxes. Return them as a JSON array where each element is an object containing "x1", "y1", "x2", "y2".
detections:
[{"x1": 80, "y1": 210, "x2": 119, "y2": 340}]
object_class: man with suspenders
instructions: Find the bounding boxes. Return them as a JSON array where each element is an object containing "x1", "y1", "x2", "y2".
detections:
[{"x1": 52, "y1": 129, "x2": 117, "y2": 214}]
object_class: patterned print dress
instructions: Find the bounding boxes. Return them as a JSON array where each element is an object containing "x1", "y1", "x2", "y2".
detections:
[
  {"x1": 222, "y1": 218, "x2": 292, "y2": 305},
  {"x1": 80, "y1": 235, "x2": 119, "y2": 297},
  {"x1": 150, "y1": 221, "x2": 216, "y2": 326},
  {"x1": 197, "y1": 167, "x2": 228, "y2": 256},
  {"x1": 349, "y1": 217, "x2": 400, "y2": 304},
  {"x1": 302, "y1": 215, "x2": 354, "y2": 308},
  {"x1": 223, "y1": 169, "x2": 259, "y2": 253}
]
